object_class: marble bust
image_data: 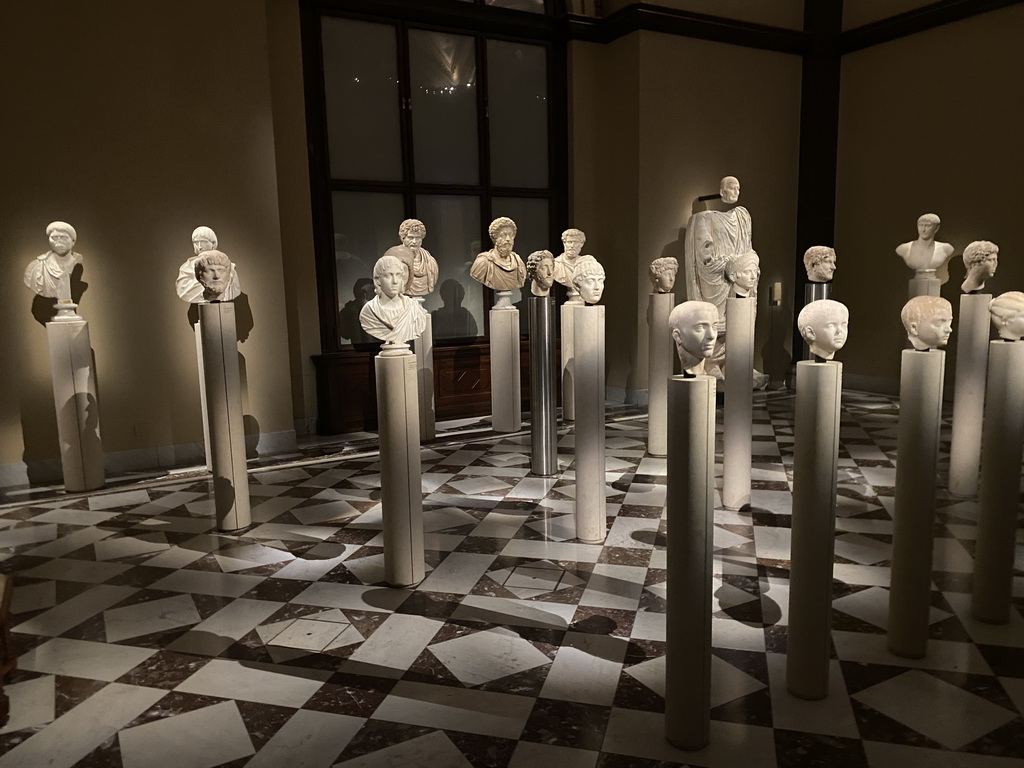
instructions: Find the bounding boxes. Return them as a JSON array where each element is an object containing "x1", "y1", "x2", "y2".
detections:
[
  {"x1": 526, "y1": 250, "x2": 555, "y2": 297},
  {"x1": 470, "y1": 217, "x2": 526, "y2": 292},
  {"x1": 901, "y1": 295, "x2": 953, "y2": 350},
  {"x1": 720, "y1": 175, "x2": 740, "y2": 205},
  {"x1": 553, "y1": 228, "x2": 587, "y2": 289},
  {"x1": 24, "y1": 221, "x2": 82, "y2": 303},
  {"x1": 988, "y1": 291, "x2": 1024, "y2": 341},
  {"x1": 648, "y1": 257, "x2": 679, "y2": 293},
  {"x1": 797, "y1": 299, "x2": 849, "y2": 361},
  {"x1": 669, "y1": 300, "x2": 719, "y2": 376},
  {"x1": 177, "y1": 226, "x2": 241, "y2": 303},
  {"x1": 725, "y1": 250, "x2": 760, "y2": 298},
  {"x1": 803, "y1": 246, "x2": 837, "y2": 283},
  {"x1": 961, "y1": 240, "x2": 999, "y2": 294},
  {"x1": 572, "y1": 257, "x2": 606, "y2": 305},
  {"x1": 896, "y1": 213, "x2": 955, "y2": 281},
  {"x1": 383, "y1": 219, "x2": 438, "y2": 297},
  {"x1": 359, "y1": 255, "x2": 427, "y2": 345},
  {"x1": 194, "y1": 251, "x2": 237, "y2": 302}
]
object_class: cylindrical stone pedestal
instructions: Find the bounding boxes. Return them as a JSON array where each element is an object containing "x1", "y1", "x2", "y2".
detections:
[
  {"x1": 375, "y1": 346, "x2": 426, "y2": 587},
  {"x1": 723, "y1": 297, "x2": 754, "y2": 510},
  {"x1": 199, "y1": 302, "x2": 251, "y2": 532},
  {"x1": 787, "y1": 360, "x2": 842, "y2": 700},
  {"x1": 665, "y1": 374, "x2": 716, "y2": 751},
  {"x1": 195, "y1": 323, "x2": 213, "y2": 471},
  {"x1": 490, "y1": 307, "x2": 521, "y2": 433},
  {"x1": 573, "y1": 304, "x2": 606, "y2": 543},
  {"x1": 561, "y1": 298, "x2": 583, "y2": 421},
  {"x1": 412, "y1": 299, "x2": 436, "y2": 442},
  {"x1": 948, "y1": 294, "x2": 991, "y2": 497},
  {"x1": 802, "y1": 284, "x2": 832, "y2": 360},
  {"x1": 646, "y1": 292, "x2": 674, "y2": 457},
  {"x1": 971, "y1": 340, "x2": 1024, "y2": 623},
  {"x1": 888, "y1": 349, "x2": 945, "y2": 658},
  {"x1": 908, "y1": 277, "x2": 941, "y2": 299},
  {"x1": 46, "y1": 318, "x2": 105, "y2": 492},
  {"x1": 529, "y1": 296, "x2": 557, "y2": 476}
]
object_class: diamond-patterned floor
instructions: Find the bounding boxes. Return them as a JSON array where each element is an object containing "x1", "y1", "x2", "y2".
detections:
[{"x1": 0, "y1": 390, "x2": 1023, "y2": 767}]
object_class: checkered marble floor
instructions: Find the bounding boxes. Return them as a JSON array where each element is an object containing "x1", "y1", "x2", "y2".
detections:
[{"x1": 0, "y1": 390, "x2": 1022, "y2": 767}]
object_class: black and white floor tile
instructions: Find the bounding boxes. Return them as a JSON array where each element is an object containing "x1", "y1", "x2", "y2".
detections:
[{"x1": 0, "y1": 391, "x2": 1022, "y2": 767}]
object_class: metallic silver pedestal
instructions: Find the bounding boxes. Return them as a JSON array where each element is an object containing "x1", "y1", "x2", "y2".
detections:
[{"x1": 529, "y1": 296, "x2": 557, "y2": 476}]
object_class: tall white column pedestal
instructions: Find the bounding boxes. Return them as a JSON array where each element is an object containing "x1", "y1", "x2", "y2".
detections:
[
  {"x1": 412, "y1": 301, "x2": 436, "y2": 442},
  {"x1": 375, "y1": 347, "x2": 425, "y2": 587},
  {"x1": 561, "y1": 299, "x2": 583, "y2": 421},
  {"x1": 664, "y1": 374, "x2": 715, "y2": 751},
  {"x1": 908, "y1": 277, "x2": 941, "y2": 299},
  {"x1": 199, "y1": 302, "x2": 251, "y2": 532},
  {"x1": 195, "y1": 323, "x2": 213, "y2": 471},
  {"x1": 787, "y1": 360, "x2": 842, "y2": 700},
  {"x1": 573, "y1": 305, "x2": 606, "y2": 543},
  {"x1": 490, "y1": 308, "x2": 521, "y2": 433},
  {"x1": 46, "y1": 318, "x2": 105, "y2": 492},
  {"x1": 948, "y1": 294, "x2": 991, "y2": 497},
  {"x1": 529, "y1": 296, "x2": 557, "y2": 476},
  {"x1": 971, "y1": 340, "x2": 1024, "y2": 624},
  {"x1": 888, "y1": 349, "x2": 945, "y2": 658},
  {"x1": 723, "y1": 297, "x2": 754, "y2": 509},
  {"x1": 646, "y1": 292, "x2": 674, "y2": 457}
]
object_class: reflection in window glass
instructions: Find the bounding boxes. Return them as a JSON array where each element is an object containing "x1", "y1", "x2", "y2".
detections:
[
  {"x1": 486, "y1": 0, "x2": 546, "y2": 12},
  {"x1": 487, "y1": 40, "x2": 548, "y2": 188},
  {"x1": 416, "y1": 195, "x2": 484, "y2": 340},
  {"x1": 409, "y1": 30, "x2": 479, "y2": 185},
  {"x1": 332, "y1": 191, "x2": 405, "y2": 345},
  {"x1": 322, "y1": 18, "x2": 402, "y2": 181},
  {"x1": 491, "y1": 197, "x2": 549, "y2": 314}
]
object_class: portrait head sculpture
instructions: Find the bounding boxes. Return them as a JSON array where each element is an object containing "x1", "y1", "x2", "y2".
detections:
[
  {"x1": 386, "y1": 218, "x2": 437, "y2": 296},
  {"x1": 359, "y1": 254, "x2": 426, "y2": 345},
  {"x1": 669, "y1": 300, "x2": 719, "y2": 375},
  {"x1": 572, "y1": 257, "x2": 606, "y2": 305},
  {"x1": 469, "y1": 216, "x2": 526, "y2": 294},
  {"x1": 720, "y1": 176, "x2": 740, "y2": 205},
  {"x1": 526, "y1": 250, "x2": 555, "y2": 297},
  {"x1": 553, "y1": 228, "x2": 588, "y2": 291},
  {"x1": 191, "y1": 226, "x2": 218, "y2": 255},
  {"x1": 194, "y1": 251, "x2": 234, "y2": 301},
  {"x1": 917, "y1": 213, "x2": 941, "y2": 240},
  {"x1": 961, "y1": 240, "x2": 999, "y2": 293},
  {"x1": 648, "y1": 257, "x2": 679, "y2": 293},
  {"x1": 398, "y1": 218, "x2": 426, "y2": 246},
  {"x1": 797, "y1": 299, "x2": 849, "y2": 361},
  {"x1": 897, "y1": 212, "x2": 955, "y2": 279},
  {"x1": 24, "y1": 221, "x2": 83, "y2": 305},
  {"x1": 901, "y1": 295, "x2": 953, "y2": 350},
  {"x1": 725, "y1": 250, "x2": 760, "y2": 298},
  {"x1": 561, "y1": 228, "x2": 586, "y2": 258},
  {"x1": 988, "y1": 291, "x2": 1024, "y2": 341},
  {"x1": 803, "y1": 245, "x2": 837, "y2": 283}
]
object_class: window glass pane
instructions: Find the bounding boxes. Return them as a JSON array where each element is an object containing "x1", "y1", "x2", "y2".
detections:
[
  {"x1": 487, "y1": 40, "x2": 548, "y2": 188},
  {"x1": 491, "y1": 197, "x2": 549, "y2": 312},
  {"x1": 486, "y1": 0, "x2": 546, "y2": 13},
  {"x1": 409, "y1": 30, "x2": 479, "y2": 185},
  {"x1": 322, "y1": 18, "x2": 402, "y2": 181},
  {"x1": 416, "y1": 195, "x2": 484, "y2": 340},
  {"x1": 333, "y1": 191, "x2": 406, "y2": 345}
]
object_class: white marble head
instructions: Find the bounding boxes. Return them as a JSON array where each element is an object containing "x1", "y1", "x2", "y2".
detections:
[
  {"x1": 191, "y1": 226, "x2": 218, "y2": 255},
  {"x1": 797, "y1": 299, "x2": 849, "y2": 360},
  {"x1": 719, "y1": 176, "x2": 740, "y2": 205},
  {"x1": 489, "y1": 216, "x2": 517, "y2": 253},
  {"x1": 572, "y1": 257, "x2": 606, "y2": 305},
  {"x1": 194, "y1": 250, "x2": 233, "y2": 300},
  {"x1": 901, "y1": 295, "x2": 953, "y2": 350},
  {"x1": 373, "y1": 254, "x2": 409, "y2": 300},
  {"x1": 725, "y1": 250, "x2": 760, "y2": 297},
  {"x1": 669, "y1": 300, "x2": 719, "y2": 375},
  {"x1": 962, "y1": 240, "x2": 999, "y2": 292},
  {"x1": 46, "y1": 221, "x2": 77, "y2": 254},
  {"x1": 398, "y1": 218, "x2": 426, "y2": 248},
  {"x1": 526, "y1": 250, "x2": 555, "y2": 297},
  {"x1": 561, "y1": 228, "x2": 586, "y2": 259},
  {"x1": 648, "y1": 257, "x2": 679, "y2": 293},
  {"x1": 989, "y1": 291, "x2": 1024, "y2": 341},
  {"x1": 916, "y1": 213, "x2": 941, "y2": 241},
  {"x1": 803, "y1": 245, "x2": 837, "y2": 283}
]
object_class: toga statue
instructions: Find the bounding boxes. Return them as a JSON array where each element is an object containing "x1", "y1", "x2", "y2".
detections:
[
  {"x1": 24, "y1": 221, "x2": 82, "y2": 305},
  {"x1": 359, "y1": 255, "x2": 427, "y2": 345},
  {"x1": 383, "y1": 218, "x2": 438, "y2": 297},
  {"x1": 470, "y1": 216, "x2": 526, "y2": 295}
]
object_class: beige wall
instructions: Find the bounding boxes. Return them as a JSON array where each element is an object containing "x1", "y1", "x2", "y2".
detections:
[
  {"x1": 601, "y1": 0, "x2": 805, "y2": 30},
  {"x1": 835, "y1": 4, "x2": 1024, "y2": 389},
  {"x1": 0, "y1": 0, "x2": 308, "y2": 480},
  {"x1": 572, "y1": 31, "x2": 802, "y2": 398}
]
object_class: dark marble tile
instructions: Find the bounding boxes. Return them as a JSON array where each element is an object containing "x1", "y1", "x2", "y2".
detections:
[
  {"x1": 236, "y1": 699, "x2": 300, "y2": 751},
  {"x1": 598, "y1": 547, "x2": 652, "y2": 567},
  {"x1": 54, "y1": 675, "x2": 110, "y2": 717},
  {"x1": 849, "y1": 698, "x2": 945, "y2": 750},
  {"x1": 333, "y1": 719, "x2": 434, "y2": 761},
  {"x1": 446, "y1": 730, "x2": 519, "y2": 768},
  {"x1": 520, "y1": 698, "x2": 611, "y2": 750},
  {"x1": 979, "y1": 644, "x2": 1024, "y2": 678},
  {"x1": 241, "y1": 578, "x2": 314, "y2": 603},
  {"x1": 115, "y1": 650, "x2": 215, "y2": 689},
  {"x1": 774, "y1": 729, "x2": 870, "y2": 767},
  {"x1": 570, "y1": 607, "x2": 635, "y2": 638},
  {"x1": 712, "y1": 686, "x2": 773, "y2": 727}
]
